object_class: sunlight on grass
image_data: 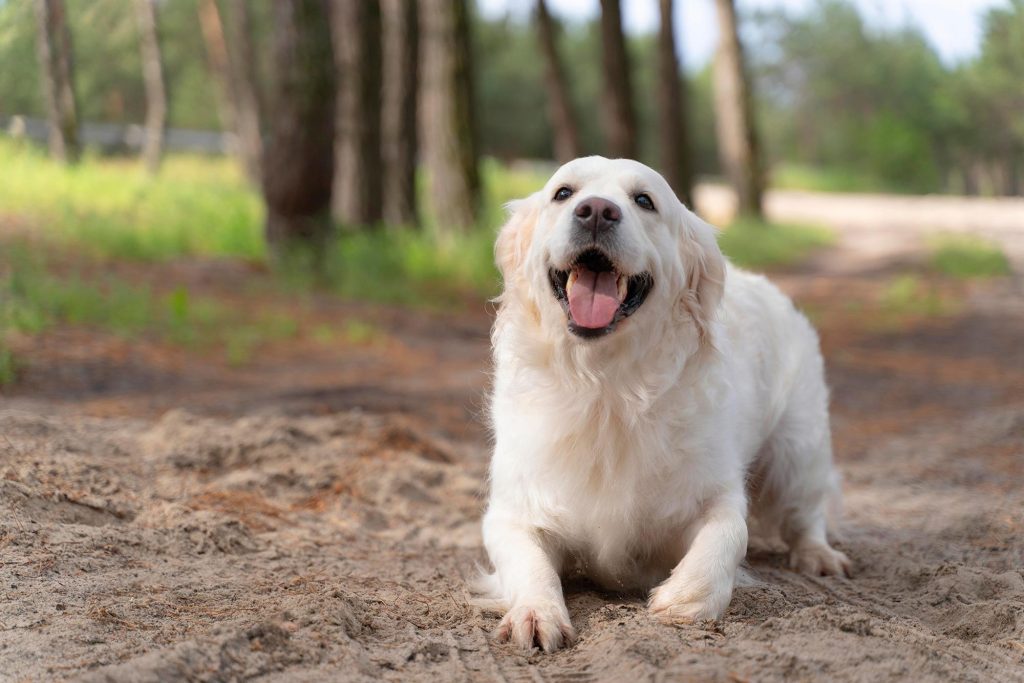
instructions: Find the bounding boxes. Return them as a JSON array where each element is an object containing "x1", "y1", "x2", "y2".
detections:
[
  {"x1": 927, "y1": 234, "x2": 1011, "y2": 279},
  {"x1": 0, "y1": 137, "x2": 551, "y2": 306},
  {"x1": 718, "y1": 218, "x2": 834, "y2": 269},
  {"x1": 0, "y1": 137, "x2": 264, "y2": 260}
]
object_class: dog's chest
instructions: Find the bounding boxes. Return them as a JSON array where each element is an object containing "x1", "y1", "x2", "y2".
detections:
[{"x1": 535, "y1": 415, "x2": 705, "y2": 588}]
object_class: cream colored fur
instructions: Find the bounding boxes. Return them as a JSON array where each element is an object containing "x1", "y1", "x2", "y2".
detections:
[{"x1": 480, "y1": 157, "x2": 850, "y2": 652}]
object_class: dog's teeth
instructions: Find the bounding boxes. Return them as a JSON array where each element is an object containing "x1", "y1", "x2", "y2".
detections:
[
  {"x1": 617, "y1": 275, "x2": 627, "y2": 300},
  {"x1": 567, "y1": 270, "x2": 578, "y2": 293}
]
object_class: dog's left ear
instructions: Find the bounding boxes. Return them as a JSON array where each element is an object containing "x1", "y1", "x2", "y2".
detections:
[{"x1": 678, "y1": 205, "x2": 726, "y2": 344}]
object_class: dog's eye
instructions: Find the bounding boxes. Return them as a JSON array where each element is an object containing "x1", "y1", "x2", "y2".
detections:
[
  {"x1": 553, "y1": 186, "x2": 574, "y2": 202},
  {"x1": 634, "y1": 193, "x2": 656, "y2": 211}
]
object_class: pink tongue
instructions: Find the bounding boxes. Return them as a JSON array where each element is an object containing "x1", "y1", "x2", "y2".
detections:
[{"x1": 568, "y1": 268, "x2": 621, "y2": 329}]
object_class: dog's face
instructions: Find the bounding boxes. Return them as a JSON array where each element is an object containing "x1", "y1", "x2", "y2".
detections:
[{"x1": 497, "y1": 157, "x2": 725, "y2": 345}]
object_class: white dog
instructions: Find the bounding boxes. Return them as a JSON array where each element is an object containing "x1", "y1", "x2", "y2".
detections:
[{"x1": 479, "y1": 157, "x2": 850, "y2": 652}]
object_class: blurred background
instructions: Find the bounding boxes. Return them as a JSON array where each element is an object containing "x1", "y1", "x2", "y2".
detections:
[{"x1": 0, "y1": 0, "x2": 1021, "y2": 400}]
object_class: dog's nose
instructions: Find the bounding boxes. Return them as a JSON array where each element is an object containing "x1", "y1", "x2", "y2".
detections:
[{"x1": 574, "y1": 197, "x2": 621, "y2": 236}]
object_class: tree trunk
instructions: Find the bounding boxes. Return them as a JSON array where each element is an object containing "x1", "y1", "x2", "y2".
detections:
[
  {"x1": 198, "y1": 0, "x2": 265, "y2": 181},
  {"x1": 262, "y1": 0, "x2": 336, "y2": 256},
  {"x1": 224, "y1": 0, "x2": 264, "y2": 185},
  {"x1": 656, "y1": 0, "x2": 694, "y2": 206},
  {"x1": 536, "y1": 0, "x2": 581, "y2": 163},
  {"x1": 598, "y1": 0, "x2": 636, "y2": 159},
  {"x1": 382, "y1": 0, "x2": 419, "y2": 226},
  {"x1": 197, "y1": 0, "x2": 237, "y2": 143},
  {"x1": 420, "y1": 0, "x2": 479, "y2": 234},
  {"x1": 332, "y1": 0, "x2": 384, "y2": 227},
  {"x1": 712, "y1": 0, "x2": 764, "y2": 220},
  {"x1": 33, "y1": 0, "x2": 79, "y2": 164},
  {"x1": 135, "y1": 0, "x2": 166, "y2": 174}
]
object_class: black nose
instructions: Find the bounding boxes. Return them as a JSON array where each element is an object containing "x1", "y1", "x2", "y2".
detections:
[{"x1": 573, "y1": 197, "x2": 621, "y2": 237}]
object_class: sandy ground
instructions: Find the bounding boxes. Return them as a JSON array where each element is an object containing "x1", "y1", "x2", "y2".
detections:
[{"x1": 2, "y1": 207, "x2": 1024, "y2": 681}]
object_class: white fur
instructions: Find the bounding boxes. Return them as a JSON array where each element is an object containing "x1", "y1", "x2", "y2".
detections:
[{"x1": 480, "y1": 157, "x2": 850, "y2": 652}]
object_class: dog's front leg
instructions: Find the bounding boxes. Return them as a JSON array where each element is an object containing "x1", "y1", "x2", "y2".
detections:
[
  {"x1": 648, "y1": 491, "x2": 748, "y2": 623},
  {"x1": 482, "y1": 511, "x2": 575, "y2": 652}
]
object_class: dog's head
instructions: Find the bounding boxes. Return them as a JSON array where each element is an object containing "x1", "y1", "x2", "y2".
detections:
[{"x1": 496, "y1": 157, "x2": 726, "y2": 348}]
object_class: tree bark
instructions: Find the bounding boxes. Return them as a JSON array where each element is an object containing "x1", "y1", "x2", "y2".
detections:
[
  {"x1": 536, "y1": 0, "x2": 581, "y2": 163},
  {"x1": 656, "y1": 0, "x2": 694, "y2": 206},
  {"x1": 381, "y1": 0, "x2": 419, "y2": 226},
  {"x1": 712, "y1": 0, "x2": 764, "y2": 219},
  {"x1": 420, "y1": 0, "x2": 479, "y2": 234},
  {"x1": 197, "y1": 0, "x2": 237, "y2": 149},
  {"x1": 599, "y1": 0, "x2": 636, "y2": 159},
  {"x1": 223, "y1": 0, "x2": 264, "y2": 185},
  {"x1": 262, "y1": 0, "x2": 336, "y2": 256},
  {"x1": 33, "y1": 0, "x2": 79, "y2": 164},
  {"x1": 332, "y1": 0, "x2": 384, "y2": 227},
  {"x1": 135, "y1": 0, "x2": 166, "y2": 174}
]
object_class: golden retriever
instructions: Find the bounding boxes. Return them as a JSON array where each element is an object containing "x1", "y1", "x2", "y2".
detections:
[{"x1": 478, "y1": 157, "x2": 850, "y2": 652}]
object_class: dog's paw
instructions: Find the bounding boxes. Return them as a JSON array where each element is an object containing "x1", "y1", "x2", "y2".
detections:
[
  {"x1": 789, "y1": 542, "x2": 852, "y2": 577},
  {"x1": 495, "y1": 601, "x2": 575, "y2": 652},
  {"x1": 648, "y1": 579, "x2": 732, "y2": 625}
]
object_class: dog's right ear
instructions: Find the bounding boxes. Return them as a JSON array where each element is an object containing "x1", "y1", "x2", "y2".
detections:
[{"x1": 495, "y1": 192, "x2": 542, "y2": 286}]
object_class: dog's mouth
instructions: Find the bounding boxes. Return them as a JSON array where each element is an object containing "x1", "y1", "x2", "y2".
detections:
[{"x1": 548, "y1": 249, "x2": 654, "y2": 339}]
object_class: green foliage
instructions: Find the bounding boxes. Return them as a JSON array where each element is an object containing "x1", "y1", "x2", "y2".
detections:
[
  {"x1": 0, "y1": 0, "x2": 270, "y2": 130},
  {"x1": 770, "y1": 163, "x2": 891, "y2": 194},
  {"x1": 0, "y1": 0, "x2": 40, "y2": 118},
  {"x1": 753, "y1": 0, "x2": 952, "y2": 194},
  {"x1": 718, "y1": 218, "x2": 834, "y2": 269},
  {"x1": 472, "y1": 14, "x2": 720, "y2": 175},
  {"x1": 927, "y1": 235, "x2": 1011, "y2": 279}
]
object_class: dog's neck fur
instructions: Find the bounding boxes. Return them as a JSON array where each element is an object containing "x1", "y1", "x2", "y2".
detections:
[{"x1": 493, "y1": 286, "x2": 722, "y2": 423}]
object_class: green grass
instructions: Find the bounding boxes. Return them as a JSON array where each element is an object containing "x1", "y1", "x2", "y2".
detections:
[
  {"x1": 0, "y1": 245, "x2": 299, "y2": 383},
  {"x1": 0, "y1": 343, "x2": 15, "y2": 386},
  {"x1": 718, "y1": 218, "x2": 835, "y2": 269},
  {"x1": 0, "y1": 137, "x2": 544, "y2": 307},
  {"x1": 0, "y1": 137, "x2": 264, "y2": 261},
  {"x1": 877, "y1": 274, "x2": 961, "y2": 326},
  {"x1": 927, "y1": 234, "x2": 1011, "y2": 279}
]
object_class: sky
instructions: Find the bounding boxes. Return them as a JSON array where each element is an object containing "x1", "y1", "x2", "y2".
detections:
[{"x1": 477, "y1": 0, "x2": 1008, "y2": 69}]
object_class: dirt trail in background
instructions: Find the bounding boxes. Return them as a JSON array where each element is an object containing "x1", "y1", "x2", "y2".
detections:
[
  {"x1": 2, "y1": 227, "x2": 1024, "y2": 681},
  {"x1": 697, "y1": 184, "x2": 1024, "y2": 272}
]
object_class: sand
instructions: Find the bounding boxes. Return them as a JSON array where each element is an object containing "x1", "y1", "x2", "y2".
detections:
[{"x1": 2, "y1": 250, "x2": 1023, "y2": 682}]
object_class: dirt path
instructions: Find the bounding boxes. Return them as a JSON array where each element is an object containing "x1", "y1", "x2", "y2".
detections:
[
  {"x1": 2, "y1": 235, "x2": 1024, "y2": 680},
  {"x1": 697, "y1": 184, "x2": 1024, "y2": 272}
]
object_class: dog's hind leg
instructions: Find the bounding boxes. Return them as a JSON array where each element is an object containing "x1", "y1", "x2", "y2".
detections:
[{"x1": 757, "y1": 365, "x2": 852, "y2": 577}]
